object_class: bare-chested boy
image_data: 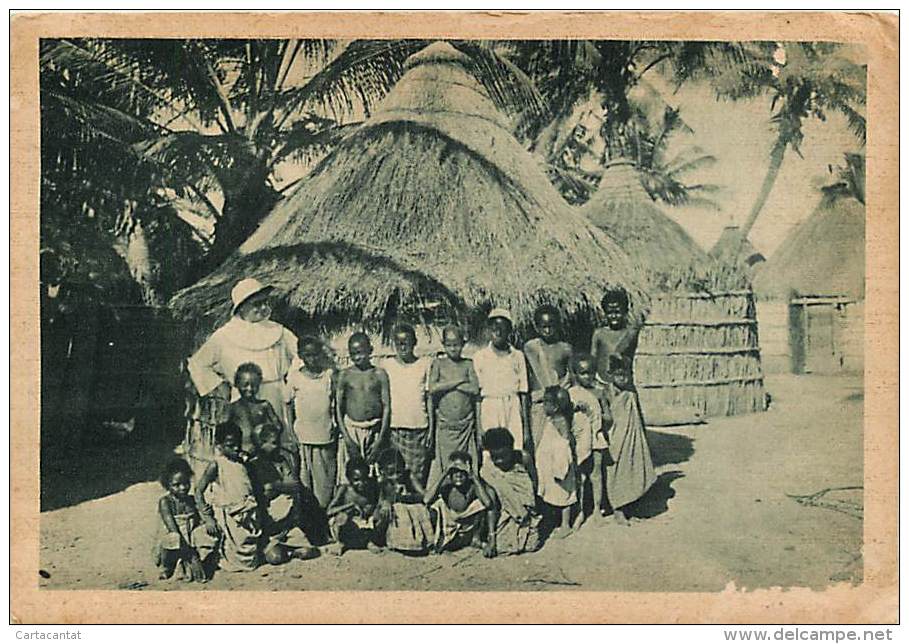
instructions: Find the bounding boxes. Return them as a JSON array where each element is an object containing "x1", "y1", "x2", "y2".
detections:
[
  {"x1": 336, "y1": 333, "x2": 390, "y2": 474},
  {"x1": 428, "y1": 325, "x2": 481, "y2": 482},
  {"x1": 523, "y1": 305, "x2": 573, "y2": 449}
]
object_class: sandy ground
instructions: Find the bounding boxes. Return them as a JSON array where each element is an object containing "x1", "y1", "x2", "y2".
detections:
[{"x1": 39, "y1": 373, "x2": 863, "y2": 592}]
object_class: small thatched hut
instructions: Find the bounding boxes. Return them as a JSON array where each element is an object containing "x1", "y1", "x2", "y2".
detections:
[
  {"x1": 753, "y1": 195, "x2": 864, "y2": 374},
  {"x1": 710, "y1": 225, "x2": 767, "y2": 272},
  {"x1": 582, "y1": 161, "x2": 766, "y2": 424},
  {"x1": 170, "y1": 42, "x2": 643, "y2": 344}
]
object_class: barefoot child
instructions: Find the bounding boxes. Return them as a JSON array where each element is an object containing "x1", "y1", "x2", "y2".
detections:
[
  {"x1": 480, "y1": 428, "x2": 543, "y2": 555},
  {"x1": 194, "y1": 421, "x2": 262, "y2": 572},
  {"x1": 568, "y1": 354, "x2": 610, "y2": 522},
  {"x1": 424, "y1": 451, "x2": 497, "y2": 557},
  {"x1": 336, "y1": 333, "x2": 390, "y2": 475},
  {"x1": 591, "y1": 289, "x2": 656, "y2": 525},
  {"x1": 473, "y1": 309, "x2": 531, "y2": 453},
  {"x1": 381, "y1": 323, "x2": 432, "y2": 486},
  {"x1": 523, "y1": 306, "x2": 573, "y2": 448},
  {"x1": 536, "y1": 386, "x2": 578, "y2": 539},
  {"x1": 248, "y1": 423, "x2": 320, "y2": 565},
  {"x1": 229, "y1": 362, "x2": 286, "y2": 453},
  {"x1": 374, "y1": 448, "x2": 434, "y2": 554},
  {"x1": 326, "y1": 457, "x2": 380, "y2": 556},
  {"x1": 154, "y1": 459, "x2": 213, "y2": 582},
  {"x1": 285, "y1": 336, "x2": 337, "y2": 509}
]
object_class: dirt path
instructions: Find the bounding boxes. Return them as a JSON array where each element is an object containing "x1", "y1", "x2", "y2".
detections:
[{"x1": 39, "y1": 373, "x2": 863, "y2": 591}]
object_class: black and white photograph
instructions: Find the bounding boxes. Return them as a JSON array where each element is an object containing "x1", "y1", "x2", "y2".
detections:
[{"x1": 14, "y1": 10, "x2": 897, "y2": 624}]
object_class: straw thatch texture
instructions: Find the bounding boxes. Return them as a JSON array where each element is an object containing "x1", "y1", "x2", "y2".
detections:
[
  {"x1": 635, "y1": 290, "x2": 766, "y2": 424},
  {"x1": 710, "y1": 226, "x2": 766, "y2": 271},
  {"x1": 753, "y1": 196, "x2": 865, "y2": 300},
  {"x1": 170, "y1": 42, "x2": 644, "y2": 336}
]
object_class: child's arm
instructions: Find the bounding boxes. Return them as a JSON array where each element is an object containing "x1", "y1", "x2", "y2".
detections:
[
  {"x1": 375, "y1": 368, "x2": 392, "y2": 457},
  {"x1": 263, "y1": 400, "x2": 284, "y2": 432},
  {"x1": 158, "y1": 497, "x2": 186, "y2": 543},
  {"x1": 334, "y1": 370, "x2": 356, "y2": 454},
  {"x1": 329, "y1": 369, "x2": 339, "y2": 440},
  {"x1": 422, "y1": 467, "x2": 447, "y2": 504},
  {"x1": 194, "y1": 462, "x2": 221, "y2": 537},
  {"x1": 521, "y1": 449, "x2": 539, "y2": 492},
  {"x1": 480, "y1": 482, "x2": 499, "y2": 558},
  {"x1": 326, "y1": 485, "x2": 351, "y2": 517},
  {"x1": 407, "y1": 470, "x2": 426, "y2": 500},
  {"x1": 455, "y1": 361, "x2": 481, "y2": 396},
  {"x1": 427, "y1": 359, "x2": 468, "y2": 395}
]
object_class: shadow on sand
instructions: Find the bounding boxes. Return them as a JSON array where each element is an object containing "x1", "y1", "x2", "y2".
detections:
[
  {"x1": 627, "y1": 470, "x2": 685, "y2": 520},
  {"x1": 646, "y1": 428, "x2": 695, "y2": 467}
]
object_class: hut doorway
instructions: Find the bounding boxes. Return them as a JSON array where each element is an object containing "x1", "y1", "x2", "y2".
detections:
[{"x1": 788, "y1": 296, "x2": 854, "y2": 374}]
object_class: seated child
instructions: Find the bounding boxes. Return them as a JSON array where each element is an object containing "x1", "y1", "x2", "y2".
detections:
[
  {"x1": 568, "y1": 353, "x2": 610, "y2": 524},
  {"x1": 424, "y1": 451, "x2": 497, "y2": 557},
  {"x1": 480, "y1": 428, "x2": 543, "y2": 555},
  {"x1": 248, "y1": 423, "x2": 320, "y2": 565},
  {"x1": 373, "y1": 448, "x2": 434, "y2": 555},
  {"x1": 153, "y1": 458, "x2": 213, "y2": 582},
  {"x1": 591, "y1": 289, "x2": 656, "y2": 525},
  {"x1": 536, "y1": 386, "x2": 578, "y2": 539},
  {"x1": 326, "y1": 457, "x2": 381, "y2": 556},
  {"x1": 336, "y1": 333, "x2": 390, "y2": 476},
  {"x1": 229, "y1": 362, "x2": 286, "y2": 453},
  {"x1": 427, "y1": 325, "x2": 481, "y2": 482},
  {"x1": 195, "y1": 421, "x2": 262, "y2": 572}
]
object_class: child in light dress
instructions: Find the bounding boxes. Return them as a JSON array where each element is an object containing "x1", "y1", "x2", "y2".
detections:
[
  {"x1": 153, "y1": 459, "x2": 213, "y2": 583},
  {"x1": 535, "y1": 386, "x2": 578, "y2": 539}
]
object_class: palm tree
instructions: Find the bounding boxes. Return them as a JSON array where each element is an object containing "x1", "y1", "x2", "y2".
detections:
[{"x1": 674, "y1": 42, "x2": 866, "y2": 260}]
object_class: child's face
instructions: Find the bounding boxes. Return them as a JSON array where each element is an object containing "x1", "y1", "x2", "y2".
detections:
[
  {"x1": 349, "y1": 339, "x2": 373, "y2": 369},
  {"x1": 575, "y1": 359, "x2": 595, "y2": 388},
  {"x1": 379, "y1": 462, "x2": 401, "y2": 483},
  {"x1": 167, "y1": 471, "x2": 191, "y2": 498},
  {"x1": 219, "y1": 432, "x2": 241, "y2": 459},
  {"x1": 258, "y1": 432, "x2": 280, "y2": 456},
  {"x1": 489, "y1": 318, "x2": 512, "y2": 348},
  {"x1": 489, "y1": 447, "x2": 516, "y2": 472},
  {"x1": 299, "y1": 343, "x2": 322, "y2": 370},
  {"x1": 349, "y1": 468, "x2": 370, "y2": 495},
  {"x1": 450, "y1": 461, "x2": 470, "y2": 488},
  {"x1": 442, "y1": 332, "x2": 464, "y2": 360},
  {"x1": 605, "y1": 302, "x2": 627, "y2": 330},
  {"x1": 236, "y1": 371, "x2": 261, "y2": 400},
  {"x1": 393, "y1": 332, "x2": 416, "y2": 361},
  {"x1": 543, "y1": 396, "x2": 560, "y2": 416},
  {"x1": 536, "y1": 312, "x2": 560, "y2": 342}
]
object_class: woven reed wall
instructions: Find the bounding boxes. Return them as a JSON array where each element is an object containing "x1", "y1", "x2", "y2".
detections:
[{"x1": 636, "y1": 290, "x2": 766, "y2": 424}]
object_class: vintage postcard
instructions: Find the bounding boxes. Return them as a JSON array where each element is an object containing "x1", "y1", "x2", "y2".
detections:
[{"x1": 10, "y1": 11, "x2": 898, "y2": 623}]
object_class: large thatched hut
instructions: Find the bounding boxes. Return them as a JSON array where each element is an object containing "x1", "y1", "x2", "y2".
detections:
[
  {"x1": 753, "y1": 194, "x2": 864, "y2": 374},
  {"x1": 170, "y1": 42, "x2": 643, "y2": 345},
  {"x1": 582, "y1": 161, "x2": 766, "y2": 425}
]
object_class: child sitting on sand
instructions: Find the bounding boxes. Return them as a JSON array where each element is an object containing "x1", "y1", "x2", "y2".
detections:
[
  {"x1": 480, "y1": 428, "x2": 543, "y2": 555},
  {"x1": 153, "y1": 459, "x2": 212, "y2": 582},
  {"x1": 195, "y1": 421, "x2": 262, "y2": 572},
  {"x1": 428, "y1": 325, "x2": 481, "y2": 481},
  {"x1": 424, "y1": 451, "x2": 497, "y2": 557},
  {"x1": 536, "y1": 386, "x2": 578, "y2": 539},
  {"x1": 326, "y1": 457, "x2": 381, "y2": 556},
  {"x1": 248, "y1": 423, "x2": 320, "y2": 565},
  {"x1": 229, "y1": 362, "x2": 286, "y2": 453},
  {"x1": 336, "y1": 333, "x2": 390, "y2": 475},
  {"x1": 374, "y1": 448, "x2": 434, "y2": 555},
  {"x1": 591, "y1": 289, "x2": 656, "y2": 525}
]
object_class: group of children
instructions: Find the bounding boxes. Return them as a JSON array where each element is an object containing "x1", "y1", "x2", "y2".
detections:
[{"x1": 154, "y1": 290, "x2": 655, "y2": 582}]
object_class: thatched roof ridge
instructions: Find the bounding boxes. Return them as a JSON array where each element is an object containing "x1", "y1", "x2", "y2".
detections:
[
  {"x1": 171, "y1": 41, "x2": 644, "y2": 334},
  {"x1": 581, "y1": 160, "x2": 710, "y2": 283},
  {"x1": 753, "y1": 195, "x2": 865, "y2": 300}
]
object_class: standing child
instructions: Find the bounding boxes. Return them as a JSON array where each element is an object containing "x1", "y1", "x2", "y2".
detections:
[
  {"x1": 229, "y1": 362, "x2": 286, "y2": 453},
  {"x1": 523, "y1": 306, "x2": 573, "y2": 448},
  {"x1": 373, "y1": 448, "x2": 434, "y2": 555},
  {"x1": 568, "y1": 354, "x2": 612, "y2": 524},
  {"x1": 285, "y1": 336, "x2": 337, "y2": 510},
  {"x1": 535, "y1": 386, "x2": 578, "y2": 539},
  {"x1": 336, "y1": 333, "x2": 390, "y2": 475},
  {"x1": 153, "y1": 459, "x2": 213, "y2": 582},
  {"x1": 480, "y1": 428, "x2": 543, "y2": 555},
  {"x1": 427, "y1": 325, "x2": 481, "y2": 481},
  {"x1": 194, "y1": 421, "x2": 262, "y2": 572},
  {"x1": 473, "y1": 309, "x2": 531, "y2": 453},
  {"x1": 326, "y1": 457, "x2": 381, "y2": 556},
  {"x1": 424, "y1": 451, "x2": 497, "y2": 557},
  {"x1": 248, "y1": 424, "x2": 320, "y2": 565},
  {"x1": 381, "y1": 323, "x2": 432, "y2": 487},
  {"x1": 591, "y1": 289, "x2": 656, "y2": 525}
]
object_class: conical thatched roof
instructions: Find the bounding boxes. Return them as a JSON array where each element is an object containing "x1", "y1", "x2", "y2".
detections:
[
  {"x1": 171, "y1": 42, "x2": 643, "y2": 334},
  {"x1": 581, "y1": 160, "x2": 710, "y2": 287},
  {"x1": 710, "y1": 226, "x2": 766, "y2": 270},
  {"x1": 753, "y1": 195, "x2": 865, "y2": 300}
]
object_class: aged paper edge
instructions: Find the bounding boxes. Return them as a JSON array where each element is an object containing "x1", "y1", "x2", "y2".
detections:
[{"x1": 10, "y1": 10, "x2": 898, "y2": 625}]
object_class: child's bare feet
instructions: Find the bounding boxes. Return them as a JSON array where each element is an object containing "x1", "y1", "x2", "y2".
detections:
[
  {"x1": 325, "y1": 542, "x2": 346, "y2": 557},
  {"x1": 551, "y1": 526, "x2": 573, "y2": 539},
  {"x1": 613, "y1": 509, "x2": 630, "y2": 526},
  {"x1": 292, "y1": 546, "x2": 320, "y2": 561},
  {"x1": 366, "y1": 542, "x2": 385, "y2": 554}
]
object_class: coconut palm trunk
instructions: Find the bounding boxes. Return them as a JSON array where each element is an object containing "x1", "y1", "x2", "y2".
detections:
[{"x1": 739, "y1": 137, "x2": 787, "y2": 243}]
